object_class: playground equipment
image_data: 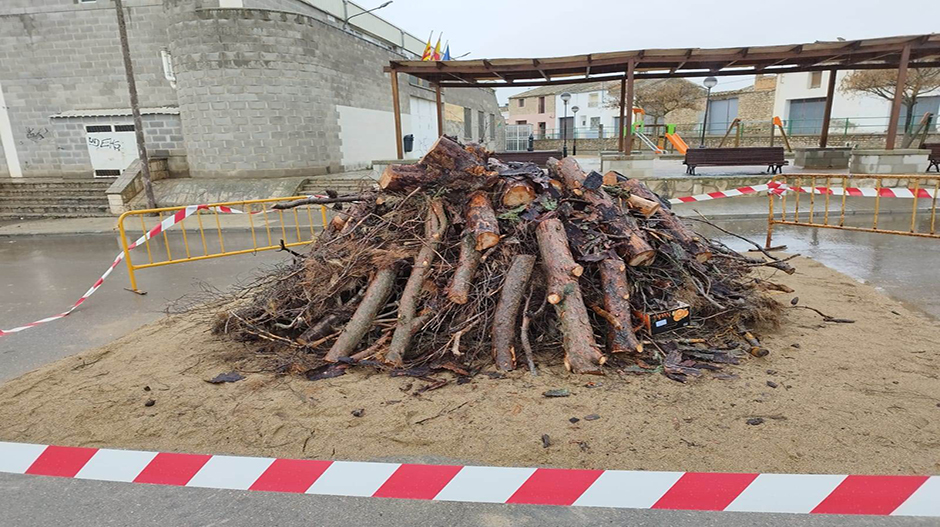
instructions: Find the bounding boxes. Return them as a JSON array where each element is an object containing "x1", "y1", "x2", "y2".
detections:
[
  {"x1": 769, "y1": 116, "x2": 793, "y2": 152},
  {"x1": 629, "y1": 108, "x2": 665, "y2": 154},
  {"x1": 665, "y1": 130, "x2": 689, "y2": 154}
]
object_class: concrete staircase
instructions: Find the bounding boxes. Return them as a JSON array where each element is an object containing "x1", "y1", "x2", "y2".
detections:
[
  {"x1": 298, "y1": 172, "x2": 378, "y2": 196},
  {"x1": 0, "y1": 179, "x2": 112, "y2": 220}
]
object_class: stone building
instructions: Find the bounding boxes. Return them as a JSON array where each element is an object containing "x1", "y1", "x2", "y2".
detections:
[{"x1": 0, "y1": 0, "x2": 503, "y2": 182}]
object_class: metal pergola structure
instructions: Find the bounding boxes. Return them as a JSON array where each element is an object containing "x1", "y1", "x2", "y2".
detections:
[{"x1": 385, "y1": 34, "x2": 940, "y2": 157}]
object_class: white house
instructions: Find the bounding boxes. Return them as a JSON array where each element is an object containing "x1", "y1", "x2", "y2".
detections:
[
  {"x1": 552, "y1": 82, "x2": 622, "y2": 139},
  {"x1": 772, "y1": 71, "x2": 940, "y2": 137}
]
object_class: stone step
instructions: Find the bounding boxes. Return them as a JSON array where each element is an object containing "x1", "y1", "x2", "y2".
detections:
[
  {"x1": 0, "y1": 196, "x2": 109, "y2": 206},
  {"x1": 0, "y1": 188, "x2": 108, "y2": 198},
  {"x1": 0, "y1": 181, "x2": 112, "y2": 191},
  {"x1": 0, "y1": 203, "x2": 110, "y2": 216},
  {"x1": 0, "y1": 211, "x2": 112, "y2": 220}
]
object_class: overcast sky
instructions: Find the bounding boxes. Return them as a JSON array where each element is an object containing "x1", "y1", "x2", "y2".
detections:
[{"x1": 374, "y1": 0, "x2": 940, "y2": 104}]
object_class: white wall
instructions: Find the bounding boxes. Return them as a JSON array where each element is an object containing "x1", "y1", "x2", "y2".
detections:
[
  {"x1": 337, "y1": 105, "x2": 398, "y2": 169},
  {"x1": 554, "y1": 89, "x2": 621, "y2": 137}
]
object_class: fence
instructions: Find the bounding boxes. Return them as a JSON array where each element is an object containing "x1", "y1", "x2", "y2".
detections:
[
  {"x1": 765, "y1": 173, "x2": 940, "y2": 248},
  {"x1": 117, "y1": 197, "x2": 329, "y2": 292}
]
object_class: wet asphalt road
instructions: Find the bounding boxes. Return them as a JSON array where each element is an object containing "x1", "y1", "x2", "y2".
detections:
[{"x1": 1, "y1": 217, "x2": 938, "y2": 526}]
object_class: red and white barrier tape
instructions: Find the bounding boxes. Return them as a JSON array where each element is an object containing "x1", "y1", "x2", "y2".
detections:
[
  {"x1": 1, "y1": 442, "x2": 936, "y2": 515},
  {"x1": 2, "y1": 182, "x2": 933, "y2": 337}
]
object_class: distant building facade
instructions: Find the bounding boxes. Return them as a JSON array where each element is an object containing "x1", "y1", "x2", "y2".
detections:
[{"x1": 0, "y1": 0, "x2": 503, "y2": 180}]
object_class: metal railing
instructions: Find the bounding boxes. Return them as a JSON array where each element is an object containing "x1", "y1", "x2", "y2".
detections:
[
  {"x1": 117, "y1": 197, "x2": 329, "y2": 292},
  {"x1": 765, "y1": 174, "x2": 940, "y2": 248}
]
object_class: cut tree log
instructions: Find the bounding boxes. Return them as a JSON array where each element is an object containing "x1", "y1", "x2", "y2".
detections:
[
  {"x1": 445, "y1": 233, "x2": 481, "y2": 304},
  {"x1": 597, "y1": 257, "x2": 642, "y2": 353},
  {"x1": 619, "y1": 178, "x2": 712, "y2": 262},
  {"x1": 502, "y1": 179, "x2": 537, "y2": 207},
  {"x1": 385, "y1": 199, "x2": 449, "y2": 366},
  {"x1": 466, "y1": 191, "x2": 500, "y2": 251},
  {"x1": 324, "y1": 267, "x2": 398, "y2": 362},
  {"x1": 535, "y1": 218, "x2": 606, "y2": 374},
  {"x1": 381, "y1": 136, "x2": 496, "y2": 192},
  {"x1": 625, "y1": 194, "x2": 660, "y2": 218},
  {"x1": 492, "y1": 254, "x2": 536, "y2": 371},
  {"x1": 379, "y1": 163, "x2": 436, "y2": 192},
  {"x1": 550, "y1": 158, "x2": 655, "y2": 266},
  {"x1": 420, "y1": 135, "x2": 487, "y2": 172}
]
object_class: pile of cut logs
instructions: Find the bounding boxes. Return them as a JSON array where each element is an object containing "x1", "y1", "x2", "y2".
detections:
[{"x1": 217, "y1": 136, "x2": 786, "y2": 377}]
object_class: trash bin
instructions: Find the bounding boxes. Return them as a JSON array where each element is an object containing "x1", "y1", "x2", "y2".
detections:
[
  {"x1": 527, "y1": 134, "x2": 534, "y2": 152},
  {"x1": 403, "y1": 134, "x2": 414, "y2": 154}
]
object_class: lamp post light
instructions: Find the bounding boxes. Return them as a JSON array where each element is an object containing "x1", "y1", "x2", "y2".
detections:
[
  {"x1": 699, "y1": 76, "x2": 718, "y2": 148},
  {"x1": 571, "y1": 105, "x2": 580, "y2": 156},
  {"x1": 343, "y1": 1, "x2": 392, "y2": 30},
  {"x1": 560, "y1": 92, "x2": 571, "y2": 157}
]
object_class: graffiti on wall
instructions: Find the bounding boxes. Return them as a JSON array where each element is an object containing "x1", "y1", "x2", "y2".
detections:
[
  {"x1": 25, "y1": 127, "x2": 49, "y2": 142},
  {"x1": 87, "y1": 136, "x2": 123, "y2": 151}
]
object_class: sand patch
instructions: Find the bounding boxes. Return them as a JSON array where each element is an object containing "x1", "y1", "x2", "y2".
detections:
[{"x1": 1, "y1": 256, "x2": 938, "y2": 475}]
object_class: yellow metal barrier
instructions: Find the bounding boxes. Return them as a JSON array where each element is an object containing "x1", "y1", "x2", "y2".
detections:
[
  {"x1": 766, "y1": 173, "x2": 940, "y2": 248},
  {"x1": 117, "y1": 196, "x2": 329, "y2": 292}
]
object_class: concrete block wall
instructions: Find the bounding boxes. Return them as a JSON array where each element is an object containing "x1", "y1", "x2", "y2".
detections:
[
  {"x1": 0, "y1": 0, "x2": 179, "y2": 178},
  {"x1": 165, "y1": 5, "x2": 502, "y2": 178},
  {"x1": 849, "y1": 150, "x2": 930, "y2": 175}
]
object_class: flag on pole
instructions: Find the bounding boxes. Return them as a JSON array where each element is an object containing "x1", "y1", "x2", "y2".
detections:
[
  {"x1": 442, "y1": 41, "x2": 451, "y2": 61},
  {"x1": 432, "y1": 34, "x2": 442, "y2": 61},
  {"x1": 421, "y1": 32, "x2": 433, "y2": 61}
]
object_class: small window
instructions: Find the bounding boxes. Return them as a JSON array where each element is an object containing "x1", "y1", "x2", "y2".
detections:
[
  {"x1": 516, "y1": 120, "x2": 527, "y2": 125},
  {"x1": 114, "y1": 124, "x2": 135, "y2": 132},
  {"x1": 78, "y1": 0, "x2": 97, "y2": 4},
  {"x1": 489, "y1": 114, "x2": 496, "y2": 140},
  {"x1": 86, "y1": 125, "x2": 112, "y2": 133},
  {"x1": 809, "y1": 71, "x2": 823, "y2": 89},
  {"x1": 588, "y1": 93, "x2": 599, "y2": 108},
  {"x1": 590, "y1": 116, "x2": 601, "y2": 129},
  {"x1": 463, "y1": 107, "x2": 472, "y2": 138},
  {"x1": 538, "y1": 122, "x2": 546, "y2": 138},
  {"x1": 538, "y1": 96, "x2": 545, "y2": 113},
  {"x1": 517, "y1": 98, "x2": 525, "y2": 108},
  {"x1": 94, "y1": 169, "x2": 121, "y2": 177},
  {"x1": 478, "y1": 110, "x2": 484, "y2": 140}
]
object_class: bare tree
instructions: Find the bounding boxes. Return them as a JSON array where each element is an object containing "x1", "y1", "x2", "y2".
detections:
[
  {"x1": 840, "y1": 68, "x2": 940, "y2": 146},
  {"x1": 607, "y1": 79, "x2": 703, "y2": 126}
]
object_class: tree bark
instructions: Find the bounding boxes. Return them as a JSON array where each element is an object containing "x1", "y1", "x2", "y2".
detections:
[
  {"x1": 324, "y1": 267, "x2": 398, "y2": 361},
  {"x1": 502, "y1": 179, "x2": 537, "y2": 207},
  {"x1": 380, "y1": 164, "x2": 437, "y2": 192},
  {"x1": 550, "y1": 157, "x2": 655, "y2": 266},
  {"x1": 446, "y1": 233, "x2": 481, "y2": 304},
  {"x1": 625, "y1": 194, "x2": 660, "y2": 218},
  {"x1": 466, "y1": 190, "x2": 500, "y2": 251},
  {"x1": 619, "y1": 178, "x2": 712, "y2": 262},
  {"x1": 597, "y1": 257, "x2": 642, "y2": 353},
  {"x1": 492, "y1": 254, "x2": 536, "y2": 371},
  {"x1": 535, "y1": 218, "x2": 606, "y2": 374},
  {"x1": 385, "y1": 199, "x2": 448, "y2": 366},
  {"x1": 419, "y1": 135, "x2": 488, "y2": 173}
]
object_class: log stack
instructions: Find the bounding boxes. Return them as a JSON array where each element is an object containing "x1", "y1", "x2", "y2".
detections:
[{"x1": 216, "y1": 136, "x2": 782, "y2": 378}]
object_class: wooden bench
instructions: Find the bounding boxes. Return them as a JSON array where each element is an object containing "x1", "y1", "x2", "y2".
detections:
[
  {"x1": 683, "y1": 147, "x2": 788, "y2": 175},
  {"x1": 923, "y1": 143, "x2": 940, "y2": 172},
  {"x1": 496, "y1": 150, "x2": 562, "y2": 167}
]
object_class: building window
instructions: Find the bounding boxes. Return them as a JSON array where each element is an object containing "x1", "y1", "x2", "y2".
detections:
[
  {"x1": 478, "y1": 110, "x2": 485, "y2": 140},
  {"x1": 787, "y1": 97, "x2": 827, "y2": 134},
  {"x1": 518, "y1": 98, "x2": 524, "y2": 108},
  {"x1": 538, "y1": 122, "x2": 546, "y2": 138},
  {"x1": 588, "y1": 93, "x2": 599, "y2": 108},
  {"x1": 590, "y1": 116, "x2": 601, "y2": 129},
  {"x1": 78, "y1": 0, "x2": 97, "y2": 3},
  {"x1": 538, "y1": 96, "x2": 545, "y2": 114},
  {"x1": 463, "y1": 107, "x2": 472, "y2": 138},
  {"x1": 809, "y1": 71, "x2": 823, "y2": 89},
  {"x1": 489, "y1": 114, "x2": 496, "y2": 140},
  {"x1": 706, "y1": 97, "x2": 739, "y2": 134},
  {"x1": 516, "y1": 120, "x2": 527, "y2": 125},
  {"x1": 899, "y1": 95, "x2": 940, "y2": 132}
]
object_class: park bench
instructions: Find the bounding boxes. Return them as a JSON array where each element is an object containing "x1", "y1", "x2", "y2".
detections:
[
  {"x1": 496, "y1": 150, "x2": 563, "y2": 167},
  {"x1": 683, "y1": 147, "x2": 788, "y2": 175},
  {"x1": 923, "y1": 143, "x2": 940, "y2": 172}
]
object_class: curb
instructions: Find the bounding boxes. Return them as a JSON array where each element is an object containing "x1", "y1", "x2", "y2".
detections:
[{"x1": 1, "y1": 442, "x2": 936, "y2": 516}]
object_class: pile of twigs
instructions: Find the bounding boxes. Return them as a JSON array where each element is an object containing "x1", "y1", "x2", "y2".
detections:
[{"x1": 214, "y1": 136, "x2": 789, "y2": 380}]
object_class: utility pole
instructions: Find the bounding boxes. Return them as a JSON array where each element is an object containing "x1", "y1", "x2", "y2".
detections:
[{"x1": 114, "y1": 0, "x2": 156, "y2": 209}]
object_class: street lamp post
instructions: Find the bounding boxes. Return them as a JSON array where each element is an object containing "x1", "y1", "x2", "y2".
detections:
[
  {"x1": 343, "y1": 1, "x2": 392, "y2": 30},
  {"x1": 571, "y1": 105, "x2": 580, "y2": 156},
  {"x1": 560, "y1": 92, "x2": 571, "y2": 157},
  {"x1": 699, "y1": 76, "x2": 718, "y2": 148}
]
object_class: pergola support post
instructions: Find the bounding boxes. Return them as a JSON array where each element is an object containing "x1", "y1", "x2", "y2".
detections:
[
  {"x1": 617, "y1": 72, "x2": 626, "y2": 152},
  {"x1": 885, "y1": 44, "x2": 911, "y2": 150},
  {"x1": 390, "y1": 69, "x2": 403, "y2": 159},
  {"x1": 435, "y1": 83, "x2": 444, "y2": 138},
  {"x1": 625, "y1": 60, "x2": 635, "y2": 154},
  {"x1": 819, "y1": 69, "x2": 837, "y2": 148}
]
